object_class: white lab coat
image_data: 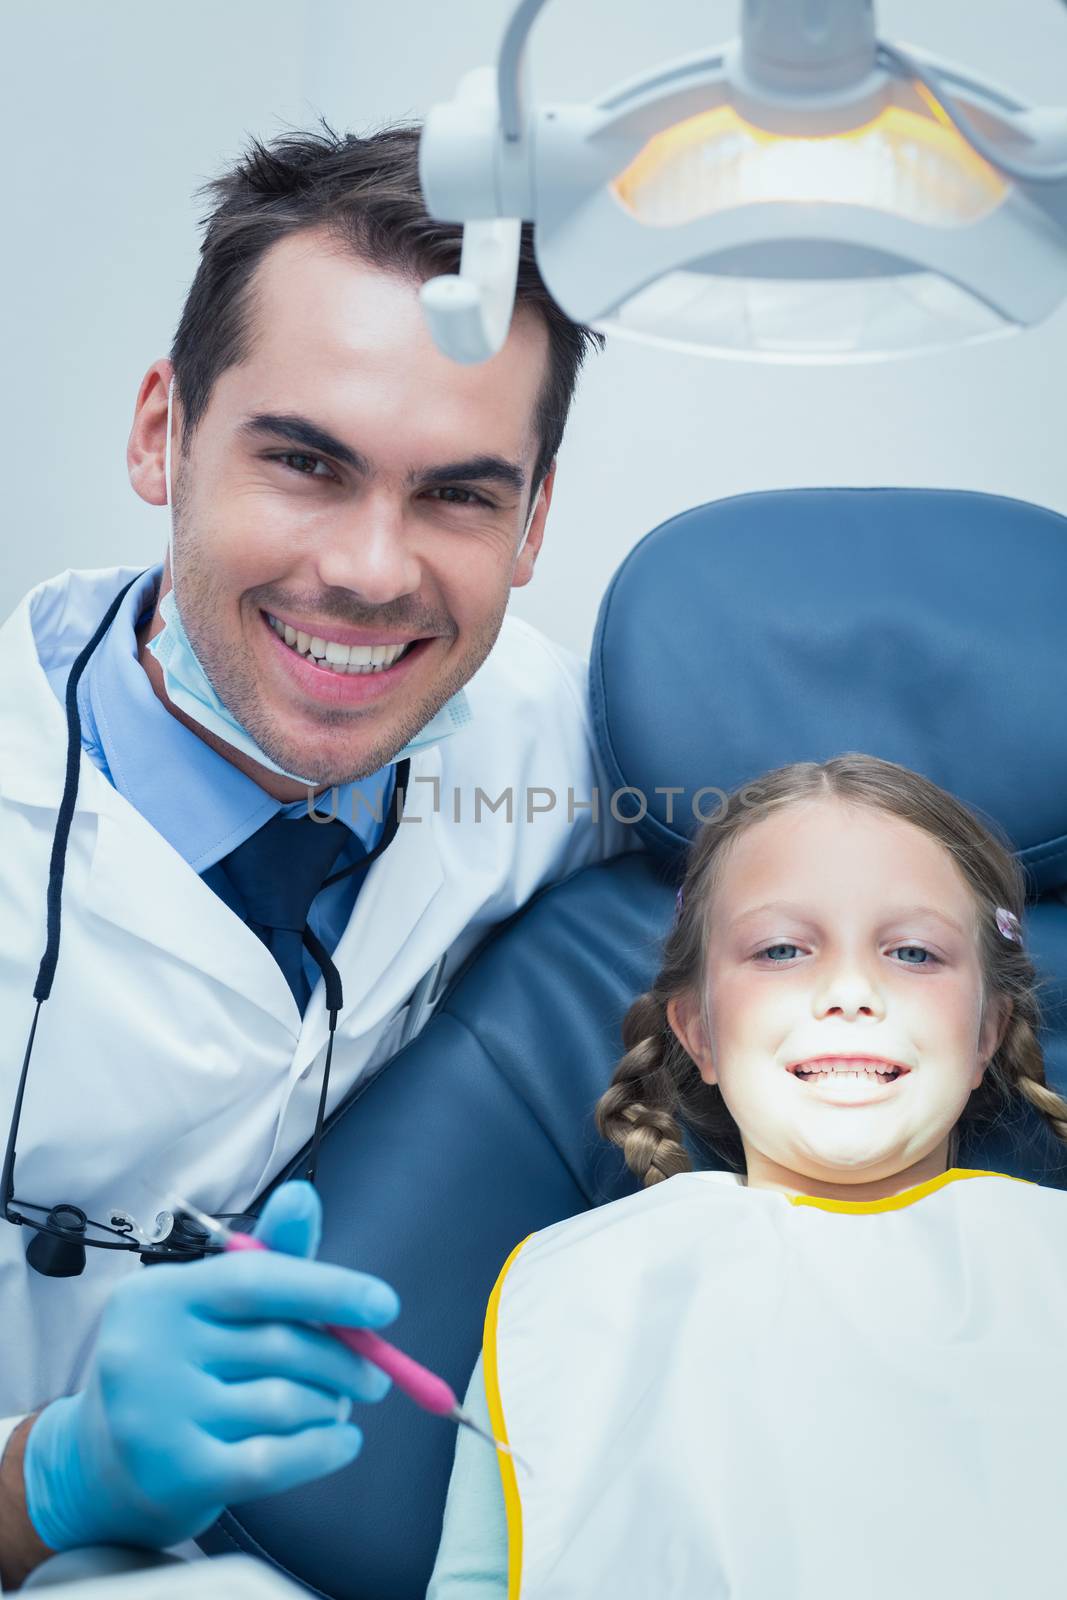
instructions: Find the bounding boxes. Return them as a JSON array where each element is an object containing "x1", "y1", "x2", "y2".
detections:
[{"x1": 0, "y1": 565, "x2": 630, "y2": 1447}]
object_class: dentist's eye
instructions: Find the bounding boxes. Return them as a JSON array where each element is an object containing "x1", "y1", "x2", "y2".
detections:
[
  {"x1": 427, "y1": 486, "x2": 495, "y2": 508},
  {"x1": 755, "y1": 943, "x2": 803, "y2": 963},
  {"x1": 271, "y1": 451, "x2": 336, "y2": 479},
  {"x1": 891, "y1": 944, "x2": 939, "y2": 966}
]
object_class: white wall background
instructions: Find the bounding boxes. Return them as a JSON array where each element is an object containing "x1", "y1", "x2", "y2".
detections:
[{"x1": 3, "y1": 0, "x2": 1066, "y2": 655}]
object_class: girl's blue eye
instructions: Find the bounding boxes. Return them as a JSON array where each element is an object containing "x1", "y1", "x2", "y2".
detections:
[
  {"x1": 757, "y1": 943, "x2": 801, "y2": 963},
  {"x1": 892, "y1": 944, "x2": 936, "y2": 966}
]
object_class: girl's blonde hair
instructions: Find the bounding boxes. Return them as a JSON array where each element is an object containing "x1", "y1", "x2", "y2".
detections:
[{"x1": 596, "y1": 753, "x2": 1067, "y2": 1184}]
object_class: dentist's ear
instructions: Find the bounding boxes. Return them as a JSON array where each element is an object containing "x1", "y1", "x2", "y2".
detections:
[
  {"x1": 667, "y1": 993, "x2": 717, "y2": 1086},
  {"x1": 163, "y1": 377, "x2": 175, "y2": 508},
  {"x1": 512, "y1": 460, "x2": 555, "y2": 588},
  {"x1": 127, "y1": 360, "x2": 176, "y2": 508}
]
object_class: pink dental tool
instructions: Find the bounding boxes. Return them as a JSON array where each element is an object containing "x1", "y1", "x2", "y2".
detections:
[{"x1": 163, "y1": 1193, "x2": 527, "y2": 1472}]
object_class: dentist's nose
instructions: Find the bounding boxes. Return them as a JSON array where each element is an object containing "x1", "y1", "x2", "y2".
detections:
[{"x1": 314, "y1": 497, "x2": 422, "y2": 606}]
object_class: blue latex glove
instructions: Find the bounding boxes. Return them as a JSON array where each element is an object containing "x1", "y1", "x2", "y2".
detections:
[{"x1": 23, "y1": 1181, "x2": 400, "y2": 1551}]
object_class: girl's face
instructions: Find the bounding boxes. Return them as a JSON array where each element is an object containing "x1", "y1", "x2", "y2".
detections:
[{"x1": 668, "y1": 798, "x2": 1010, "y2": 1199}]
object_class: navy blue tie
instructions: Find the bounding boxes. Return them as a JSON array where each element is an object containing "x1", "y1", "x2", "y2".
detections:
[{"x1": 219, "y1": 813, "x2": 351, "y2": 1013}]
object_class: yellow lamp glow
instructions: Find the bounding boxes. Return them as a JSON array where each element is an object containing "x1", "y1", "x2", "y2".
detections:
[{"x1": 611, "y1": 93, "x2": 1007, "y2": 229}]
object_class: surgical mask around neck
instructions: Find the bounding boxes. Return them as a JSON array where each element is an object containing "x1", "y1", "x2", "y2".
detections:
[{"x1": 147, "y1": 378, "x2": 471, "y2": 784}]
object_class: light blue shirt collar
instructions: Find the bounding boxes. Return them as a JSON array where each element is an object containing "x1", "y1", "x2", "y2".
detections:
[{"x1": 47, "y1": 564, "x2": 392, "y2": 875}]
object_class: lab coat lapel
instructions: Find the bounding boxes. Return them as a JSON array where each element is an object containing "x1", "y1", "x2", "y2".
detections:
[
  {"x1": 84, "y1": 788, "x2": 302, "y2": 1034},
  {"x1": 0, "y1": 567, "x2": 114, "y2": 813},
  {"x1": 0, "y1": 567, "x2": 303, "y2": 1035}
]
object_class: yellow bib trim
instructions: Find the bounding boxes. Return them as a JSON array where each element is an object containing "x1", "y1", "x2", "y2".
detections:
[
  {"x1": 483, "y1": 1232, "x2": 534, "y2": 1600},
  {"x1": 788, "y1": 1166, "x2": 1028, "y2": 1214}
]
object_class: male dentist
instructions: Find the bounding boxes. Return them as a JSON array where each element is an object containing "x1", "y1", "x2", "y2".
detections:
[{"x1": 0, "y1": 123, "x2": 625, "y2": 1584}]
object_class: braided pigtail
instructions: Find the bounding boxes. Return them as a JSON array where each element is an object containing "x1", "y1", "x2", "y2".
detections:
[
  {"x1": 995, "y1": 996, "x2": 1067, "y2": 1150},
  {"x1": 595, "y1": 992, "x2": 695, "y2": 1186},
  {"x1": 960, "y1": 898, "x2": 1067, "y2": 1159}
]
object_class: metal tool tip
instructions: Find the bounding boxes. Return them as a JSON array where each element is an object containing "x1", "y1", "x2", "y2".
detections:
[{"x1": 452, "y1": 1409, "x2": 533, "y2": 1476}]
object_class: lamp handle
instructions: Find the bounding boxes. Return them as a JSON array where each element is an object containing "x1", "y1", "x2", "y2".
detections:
[{"x1": 419, "y1": 218, "x2": 522, "y2": 364}]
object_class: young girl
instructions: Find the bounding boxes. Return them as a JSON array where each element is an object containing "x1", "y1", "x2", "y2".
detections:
[{"x1": 426, "y1": 753, "x2": 1067, "y2": 1600}]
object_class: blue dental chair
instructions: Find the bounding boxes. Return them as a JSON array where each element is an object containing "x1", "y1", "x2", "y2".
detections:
[{"x1": 200, "y1": 487, "x2": 1067, "y2": 1599}]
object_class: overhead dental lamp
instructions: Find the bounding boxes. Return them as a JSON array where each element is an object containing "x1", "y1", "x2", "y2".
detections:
[{"x1": 417, "y1": 0, "x2": 1067, "y2": 363}]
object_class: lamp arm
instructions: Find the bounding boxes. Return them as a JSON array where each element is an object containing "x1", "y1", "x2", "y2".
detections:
[
  {"x1": 878, "y1": 39, "x2": 1067, "y2": 183},
  {"x1": 498, "y1": 0, "x2": 551, "y2": 142}
]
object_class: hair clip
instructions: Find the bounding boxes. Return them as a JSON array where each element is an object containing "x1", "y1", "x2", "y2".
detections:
[{"x1": 994, "y1": 906, "x2": 1022, "y2": 944}]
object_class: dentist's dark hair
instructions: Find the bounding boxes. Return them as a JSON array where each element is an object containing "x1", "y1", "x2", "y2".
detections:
[
  {"x1": 169, "y1": 120, "x2": 603, "y2": 503},
  {"x1": 596, "y1": 752, "x2": 1067, "y2": 1183}
]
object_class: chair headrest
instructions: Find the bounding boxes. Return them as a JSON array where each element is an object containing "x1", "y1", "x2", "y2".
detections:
[{"x1": 591, "y1": 487, "x2": 1067, "y2": 894}]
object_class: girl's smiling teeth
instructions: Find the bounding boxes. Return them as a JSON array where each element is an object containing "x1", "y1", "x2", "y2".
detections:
[
  {"x1": 264, "y1": 611, "x2": 414, "y2": 674},
  {"x1": 791, "y1": 1058, "x2": 908, "y2": 1083}
]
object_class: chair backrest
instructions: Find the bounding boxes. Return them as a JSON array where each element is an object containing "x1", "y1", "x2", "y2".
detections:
[{"x1": 202, "y1": 488, "x2": 1067, "y2": 1599}]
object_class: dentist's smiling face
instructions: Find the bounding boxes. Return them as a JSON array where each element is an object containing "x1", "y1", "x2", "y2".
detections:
[
  {"x1": 668, "y1": 798, "x2": 1009, "y2": 1199},
  {"x1": 128, "y1": 230, "x2": 553, "y2": 797}
]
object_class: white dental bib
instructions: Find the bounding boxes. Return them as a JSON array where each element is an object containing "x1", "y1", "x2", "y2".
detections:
[{"x1": 484, "y1": 1168, "x2": 1067, "y2": 1599}]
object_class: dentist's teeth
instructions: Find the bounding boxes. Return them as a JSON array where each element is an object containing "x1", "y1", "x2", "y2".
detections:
[{"x1": 267, "y1": 613, "x2": 412, "y2": 673}]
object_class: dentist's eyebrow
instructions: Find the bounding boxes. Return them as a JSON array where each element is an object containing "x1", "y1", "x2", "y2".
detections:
[
  {"x1": 414, "y1": 456, "x2": 526, "y2": 495},
  {"x1": 242, "y1": 413, "x2": 370, "y2": 473}
]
